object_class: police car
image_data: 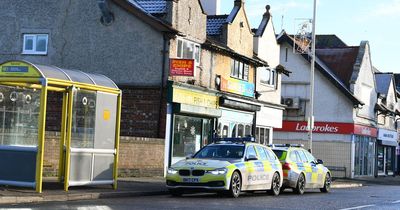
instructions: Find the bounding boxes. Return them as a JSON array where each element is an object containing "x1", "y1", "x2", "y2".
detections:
[
  {"x1": 271, "y1": 144, "x2": 331, "y2": 194},
  {"x1": 166, "y1": 137, "x2": 283, "y2": 198}
]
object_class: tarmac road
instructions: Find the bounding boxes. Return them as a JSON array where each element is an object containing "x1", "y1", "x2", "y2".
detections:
[{"x1": 2, "y1": 185, "x2": 400, "y2": 210}]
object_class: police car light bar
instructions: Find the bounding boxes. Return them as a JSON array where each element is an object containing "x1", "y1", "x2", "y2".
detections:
[
  {"x1": 212, "y1": 137, "x2": 255, "y2": 144},
  {"x1": 268, "y1": 144, "x2": 304, "y2": 148}
]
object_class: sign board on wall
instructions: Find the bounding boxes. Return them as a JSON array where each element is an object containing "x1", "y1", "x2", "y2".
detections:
[
  {"x1": 377, "y1": 128, "x2": 397, "y2": 142},
  {"x1": 275, "y1": 121, "x2": 377, "y2": 137},
  {"x1": 172, "y1": 88, "x2": 218, "y2": 109},
  {"x1": 220, "y1": 77, "x2": 254, "y2": 97},
  {"x1": 170, "y1": 58, "x2": 194, "y2": 76}
]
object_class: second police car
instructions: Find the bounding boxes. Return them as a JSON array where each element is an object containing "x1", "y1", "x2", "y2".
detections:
[
  {"x1": 271, "y1": 144, "x2": 331, "y2": 194},
  {"x1": 166, "y1": 138, "x2": 283, "y2": 198}
]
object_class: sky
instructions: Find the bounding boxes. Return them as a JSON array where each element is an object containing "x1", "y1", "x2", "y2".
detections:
[{"x1": 219, "y1": 0, "x2": 400, "y2": 73}]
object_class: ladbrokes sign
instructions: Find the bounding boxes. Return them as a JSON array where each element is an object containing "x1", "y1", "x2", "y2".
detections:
[{"x1": 276, "y1": 121, "x2": 377, "y2": 137}]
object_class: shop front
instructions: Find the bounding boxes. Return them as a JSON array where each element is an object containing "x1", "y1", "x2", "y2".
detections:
[
  {"x1": 376, "y1": 128, "x2": 397, "y2": 176},
  {"x1": 217, "y1": 96, "x2": 261, "y2": 139},
  {"x1": 255, "y1": 106, "x2": 284, "y2": 145},
  {"x1": 275, "y1": 121, "x2": 377, "y2": 178},
  {"x1": 166, "y1": 83, "x2": 221, "y2": 165}
]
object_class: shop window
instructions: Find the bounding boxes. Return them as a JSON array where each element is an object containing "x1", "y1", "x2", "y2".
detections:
[
  {"x1": 237, "y1": 124, "x2": 244, "y2": 137},
  {"x1": 245, "y1": 125, "x2": 251, "y2": 137},
  {"x1": 256, "y1": 127, "x2": 270, "y2": 145},
  {"x1": 22, "y1": 34, "x2": 48, "y2": 55},
  {"x1": 177, "y1": 39, "x2": 201, "y2": 65},
  {"x1": 231, "y1": 124, "x2": 237, "y2": 137},
  {"x1": 230, "y1": 59, "x2": 249, "y2": 81},
  {"x1": 0, "y1": 85, "x2": 41, "y2": 147},
  {"x1": 172, "y1": 115, "x2": 211, "y2": 162},
  {"x1": 260, "y1": 68, "x2": 276, "y2": 87}
]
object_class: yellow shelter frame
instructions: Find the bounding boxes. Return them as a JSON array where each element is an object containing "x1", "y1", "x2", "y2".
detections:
[{"x1": 0, "y1": 60, "x2": 122, "y2": 193}]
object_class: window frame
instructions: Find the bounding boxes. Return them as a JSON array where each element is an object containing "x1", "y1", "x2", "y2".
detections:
[
  {"x1": 176, "y1": 38, "x2": 201, "y2": 65},
  {"x1": 230, "y1": 58, "x2": 249, "y2": 81},
  {"x1": 260, "y1": 67, "x2": 276, "y2": 87},
  {"x1": 22, "y1": 34, "x2": 49, "y2": 55}
]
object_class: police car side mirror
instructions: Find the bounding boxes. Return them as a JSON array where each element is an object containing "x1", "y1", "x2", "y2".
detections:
[
  {"x1": 317, "y1": 159, "x2": 323, "y2": 164},
  {"x1": 246, "y1": 155, "x2": 258, "y2": 161},
  {"x1": 185, "y1": 154, "x2": 193, "y2": 160}
]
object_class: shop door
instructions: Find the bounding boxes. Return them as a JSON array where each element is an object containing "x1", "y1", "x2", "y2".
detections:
[
  {"x1": 66, "y1": 90, "x2": 117, "y2": 187},
  {"x1": 377, "y1": 145, "x2": 386, "y2": 175}
]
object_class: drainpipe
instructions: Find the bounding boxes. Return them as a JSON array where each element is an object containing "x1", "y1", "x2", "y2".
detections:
[
  {"x1": 158, "y1": 34, "x2": 168, "y2": 137},
  {"x1": 253, "y1": 65, "x2": 258, "y2": 138},
  {"x1": 97, "y1": 0, "x2": 114, "y2": 25}
]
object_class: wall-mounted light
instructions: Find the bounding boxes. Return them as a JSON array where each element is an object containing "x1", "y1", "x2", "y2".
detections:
[{"x1": 215, "y1": 75, "x2": 221, "y2": 90}]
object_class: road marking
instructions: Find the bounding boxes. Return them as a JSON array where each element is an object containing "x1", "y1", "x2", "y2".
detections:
[
  {"x1": 392, "y1": 200, "x2": 400, "y2": 204},
  {"x1": 339, "y1": 204, "x2": 376, "y2": 210}
]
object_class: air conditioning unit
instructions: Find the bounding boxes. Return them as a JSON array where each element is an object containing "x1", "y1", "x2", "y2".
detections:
[{"x1": 283, "y1": 97, "x2": 300, "y2": 109}]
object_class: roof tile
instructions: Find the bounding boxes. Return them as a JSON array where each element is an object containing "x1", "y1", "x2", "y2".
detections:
[
  {"x1": 206, "y1": 15, "x2": 228, "y2": 36},
  {"x1": 134, "y1": 0, "x2": 167, "y2": 14}
]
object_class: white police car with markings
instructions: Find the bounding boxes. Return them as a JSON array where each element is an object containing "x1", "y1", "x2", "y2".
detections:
[{"x1": 166, "y1": 137, "x2": 283, "y2": 198}]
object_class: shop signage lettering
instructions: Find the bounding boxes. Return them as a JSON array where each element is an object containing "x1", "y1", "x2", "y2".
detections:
[
  {"x1": 172, "y1": 88, "x2": 218, "y2": 108},
  {"x1": 295, "y1": 123, "x2": 339, "y2": 133},
  {"x1": 378, "y1": 129, "x2": 397, "y2": 141},
  {"x1": 220, "y1": 77, "x2": 254, "y2": 97},
  {"x1": 170, "y1": 58, "x2": 195, "y2": 76},
  {"x1": 276, "y1": 121, "x2": 377, "y2": 137},
  {"x1": 353, "y1": 124, "x2": 377, "y2": 137}
]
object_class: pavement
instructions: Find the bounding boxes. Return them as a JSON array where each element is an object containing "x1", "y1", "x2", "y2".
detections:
[{"x1": 0, "y1": 175, "x2": 399, "y2": 205}]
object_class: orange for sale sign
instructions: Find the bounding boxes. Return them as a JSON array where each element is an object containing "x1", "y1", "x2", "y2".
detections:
[{"x1": 170, "y1": 58, "x2": 194, "y2": 76}]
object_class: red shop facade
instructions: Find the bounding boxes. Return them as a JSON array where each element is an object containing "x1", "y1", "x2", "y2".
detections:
[{"x1": 275, "y1": 121, "x2": 378, "y2": 178}]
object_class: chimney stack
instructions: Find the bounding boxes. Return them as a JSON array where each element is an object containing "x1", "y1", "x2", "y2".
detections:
[{"x1": 200, "y1": 0, "x2": 220, "y2": 15}]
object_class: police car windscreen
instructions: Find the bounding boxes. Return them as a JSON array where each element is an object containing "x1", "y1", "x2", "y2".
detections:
[{"x1": 194, "y1": 145, "x2": 244, "y2": 159}]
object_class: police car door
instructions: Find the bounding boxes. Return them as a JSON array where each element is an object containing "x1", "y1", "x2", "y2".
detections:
[
  {"x1": 243, "y1": 145, "x2": 263, "y2": 190},
  {"x1": 305, "y1": 150, "x2": 324, "y2": 187},
  {"x1": 297, "y1": 150, "x2": 313, "y2": 187}
]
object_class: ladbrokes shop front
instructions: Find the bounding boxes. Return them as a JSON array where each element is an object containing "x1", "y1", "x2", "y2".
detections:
[{"x1": 274, "y1": 121, "x2": 377, "y2": 178}]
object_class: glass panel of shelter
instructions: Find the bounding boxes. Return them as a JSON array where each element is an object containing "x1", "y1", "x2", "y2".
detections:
[{"x1": 0, "y1": 85, "x2": 41, "y2": 146}]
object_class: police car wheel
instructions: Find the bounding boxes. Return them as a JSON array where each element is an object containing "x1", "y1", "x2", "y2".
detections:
[
  {"x1": 169, "y1": 189, "x2": 183, "y2": 197},
  {"x1": 229, "y1": 171, "x2": 241, "y2": 198},
  {"x1": 268, "y1": 172, "x2": 281, "y2": 196},
  {"x1": 320, "y1": 173, "x2": 331, "y2": 193},
  {"x1": 294, "y1": 173, "x2": 305, "y2": 195}
]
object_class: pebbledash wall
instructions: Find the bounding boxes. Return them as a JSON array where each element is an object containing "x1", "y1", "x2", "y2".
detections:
[{"x1": 44, "y1": 132, "x2": 164, "y2": 177}]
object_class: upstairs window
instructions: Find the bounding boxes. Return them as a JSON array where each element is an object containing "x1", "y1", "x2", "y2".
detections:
[
  {"x1": 177, "y1": 39, "x2": 201, "y2": 65},
  {"x1": 22, "y1": 34, "x2": 48, "y2": 55},
  {"x1": 260, "y1": 68, "x2": 276, "y2": 87},
  {"x1": 230, "y1": 59, "x2": 249, "y2": 81}
]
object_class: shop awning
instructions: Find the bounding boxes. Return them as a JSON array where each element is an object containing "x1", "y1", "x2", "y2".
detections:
[{"x1": 378, "y1": 139, "x2": 398, "y2": 147}]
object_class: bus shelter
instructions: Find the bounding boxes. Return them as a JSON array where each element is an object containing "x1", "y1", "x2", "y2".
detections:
[{"x1": 0, "y1": 60, "x2": 121, "y2": 193}]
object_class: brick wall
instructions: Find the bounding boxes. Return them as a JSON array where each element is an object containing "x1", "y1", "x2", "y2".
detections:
[
  {"x1": 120, "y1": 87, "x2": 165, "y2": 138},
  {"x1": 43, "y1": 131, "x2": 165, "y2": 177}
]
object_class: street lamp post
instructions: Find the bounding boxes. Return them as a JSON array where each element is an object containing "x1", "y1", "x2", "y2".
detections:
[{"x1": 309, "y1": 0, "x2": 317, "y2": 153}]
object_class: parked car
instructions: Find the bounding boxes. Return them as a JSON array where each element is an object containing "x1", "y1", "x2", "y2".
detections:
[
  {"x1": 271, "y1": 144, "x2": 331, "y2": 194},
  {"x1": 166, "y1": 137, "x2": 283, "y2": 198}
]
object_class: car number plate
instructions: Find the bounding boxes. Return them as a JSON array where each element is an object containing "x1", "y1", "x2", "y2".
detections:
[{"x1": 182, "y1": 178, "x2": 200, "y2": 183}]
